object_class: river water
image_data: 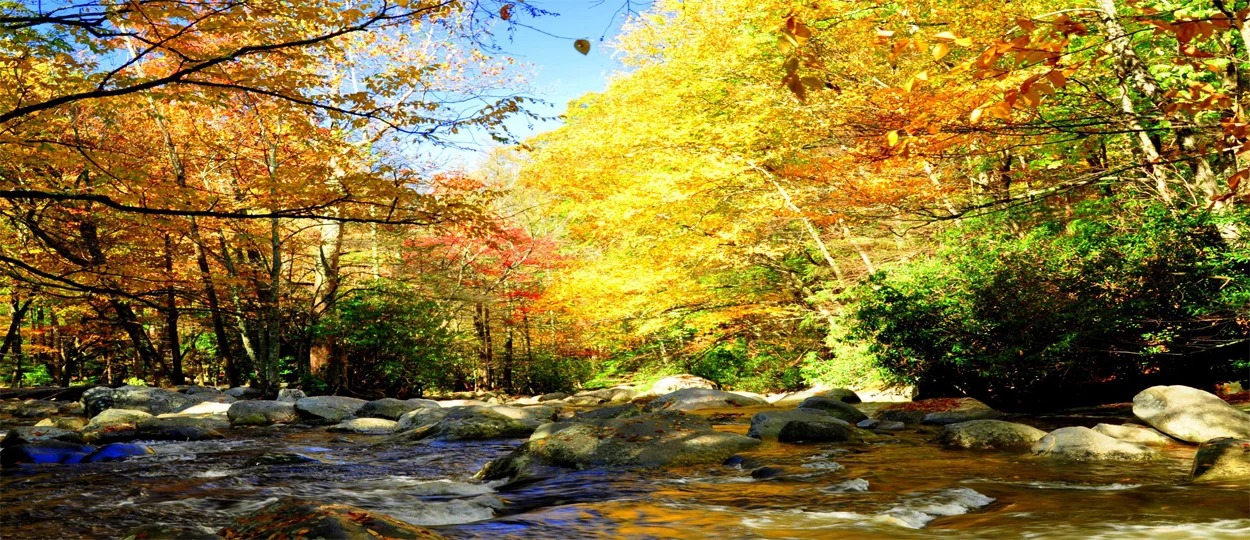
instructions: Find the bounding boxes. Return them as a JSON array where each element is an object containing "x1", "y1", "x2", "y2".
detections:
[{"x1": 2, "y1": 405, "x2": 1247, "y2": 539}]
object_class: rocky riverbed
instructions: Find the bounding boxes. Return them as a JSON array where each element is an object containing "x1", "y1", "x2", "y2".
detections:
[{"x1": 1, "y1": 377, "x2": 1248, "y2": 539}]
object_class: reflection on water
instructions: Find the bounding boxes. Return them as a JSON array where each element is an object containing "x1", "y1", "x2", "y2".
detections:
[{"x1": 2, "y1": 410, "x2": 1248, "y2": 539}]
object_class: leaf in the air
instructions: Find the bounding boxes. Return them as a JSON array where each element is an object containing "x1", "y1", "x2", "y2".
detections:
[{"x1": 574, "y1": 39, "x2": 591, "y2": 55}]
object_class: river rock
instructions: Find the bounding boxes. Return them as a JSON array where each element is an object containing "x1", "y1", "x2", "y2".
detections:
[
  {"x1": 1092, "y1": 423, "x2": 1174, "y2": 446},
  {"x1": 645, "y1": 388, "x2": 768, "y2": 412},
  {"x1": 796, "y1": 397, "x2": 868, "y2": 423},
  {"x1": 538, "y1": 392, "x2": 569, "y2": 402},
  {"x1": 747, "y1": 410, "x2": 861, "y2": 443},
  {"x1": 401, "y1": 407, "x2": 539, "y2": 441},
  {"x1": 1, "y1": 426, "x2": 84, "y2": 447},
  {"x1": 530, "y1": 421, "x2": 577, "y2": 440},
  {"x1": 328, "y1": 417, "x2": 399, "y2": 434},
  {"x1": 295, "y1": 396, "x2": 367, "y2": 424},
  {"x1": 34, "y1": 417, "x2": 87, "y2": 430},
  {"x1": 224, "y1": 386, "x2": 264, "y2": 400},
  {"x1": 227, "y1": 400, "x2": 298, "y2": 426},
  {"x1": 116, "y1": 385, "x2": 209, "y2": 415},
  {"x1": 476, "y1": 411, "x2": 761, "y2": 481},
  {"x1": 183, "y1": 384, "x2": 222, "y2": 396},
  {"x1": 772, "y1": 388, "x2": 861, "y2": 407},
  {"x1": 81, "y1": 409, "x2": 153, "y2": 442},
  {"x1": 397, "y1": 407, "x2": 451, "y2": 431},
  {"x1": 218, "y1": 498, "x2": 446, "y2": 539},
  {"x1": 649, "y1": 374, "x2": 718, "y2": 395},
  {"x1": 277, "y1": 388, "x2": 306, "y2": 402},
  {"x1": 574, "y1": 403, "x2": 644, "y2": 421},
  {"x1": 246, "y1": 452, "x2": 326, "y2": 466},
  {"x1": 1132, "y1": 385, "x2": 1250, "y2": 444},
  {"x1": 81, "y1": 386, "x2": 118, "y2": 417},
  {"x1": 359, "y1": 398, "x2": 435, "y2": 420},
  {"x1": 13, "y1": 399, "x2": 60, "y2": 418},
  {"x1": 88, "y1": 415, "x2": 228, "y2": 443},
  {"x1": 875, "y1": 397, "x2": 1002, "y2": 425},
  {"x1": 937, "y1": 420, "x2": 1046, "y2": 451},
  {"x1": 1031, "y1": 426, "x2": 1160, "y2": 461},
  {"x1": 86, "y1": 442, "x2": 152, "y2": 462},
  {"x1": 171, "y1": 401, "x2": 233, "y2": 415},
  {"x1": 1189, "y1": 437, "x2": 1250, "y2": 483}
]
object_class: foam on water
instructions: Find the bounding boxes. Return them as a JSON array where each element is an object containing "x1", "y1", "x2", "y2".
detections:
[
  {"x1": 820, "y1": 478, "x2": 870, "y2": 493},
  {"x1": 800, "y1": 460, "x2": 844, "y2": 471},
  {"x1": 385, "y1": 495, "x2": 504, "y2": 526}
]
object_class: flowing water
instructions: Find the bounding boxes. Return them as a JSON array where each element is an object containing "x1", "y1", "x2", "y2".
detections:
[{"x1": 2, "y1": 406, "x2": 1248, "y2": 539}]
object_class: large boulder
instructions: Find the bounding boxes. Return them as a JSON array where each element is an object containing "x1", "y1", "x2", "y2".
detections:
[
  {"x1": 224, "y1": 386, "x2": 264, "y2": 400},
  {"x1": 1132, "y1": 385, "x2": 1250, "y2": 444},
  {"x1": 796, "y1": 397, "x2": 868, "y2": 423},
  {"x1": 227, "y1": 400, "x2": 299, "y2": 426},
  {"x1": 358, "y1": 398, "x2": 437, "y2": 420},
  {"x1": 276, "y1": 388, "x2": 306, "y2": 403},
  {"x1": 649, "y1": 374, "x2": 717, "y2": 395},
  {"x1": 34, "y1": 417, "x2": 87, "y2": 430},
  {"x1": 1, "y1": 440, "x2": 97, "y2": 466},
  {"x1": 183, "y1": 384, "x2": 222, "y2": 396},
  {"x1": 295, "y1": 396, "x2": 367, "y2": 424},
  {"x1": 875, "y1": 397, "x2": 1002, "y2": 425},
  {"x1": 110, "y1": 385, "x2": 205, "y2": 415},
  {"x1": 937, "y1": 420, "x2": 1046, "y2": 451},
  {"x1": 171, "y1": 401, "x2": 233, "y2": 416},
  {"x1": 476, "y1": 411, "x2": 760, "y2": 481},
  {"x1": 397, "y1": 407, "x2": 451, "y2": 431},
  {"x1": 772, "y1": 388, "x2": 861, "y2": 407},
  {"x1": 1031, "y1": 426, "x2": 1160, "y2": 461},
  {"x1": 81, "y1": 386, "x2": 118, "y2": 417},
  {"x1": 398, "y1": 407, "x2": 539, "y2": 441},
  {"x1": 1092, "y1": 423, "x2": 1175, "y2": 446},
  {"x1": 747, "y1": 410, "x2": 861, "y2": 443},
  {"x1": 218, "y1": 498, "x2": 446, "y2": 540},
  {"x1": 13, "y1": 399, "x2": 60, "y2": 418},
  {"x1": 537, "y1": 392, "x2": 569, "y2": 402},
  {"x1": 645, "y1": 388, "x2": 768, "y2": 412},
  {"x1": 1189, "y1": 437, "x2": 1250, "y2": 483}
]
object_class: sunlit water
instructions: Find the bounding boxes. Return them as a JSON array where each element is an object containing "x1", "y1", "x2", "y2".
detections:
[{"x1": 2, "y1": 407, "x2": 1247, "y2": 539}]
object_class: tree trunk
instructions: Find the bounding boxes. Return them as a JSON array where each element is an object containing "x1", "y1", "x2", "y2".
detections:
[
  {"x1": 192, "y1": 218, "x2": 240, "y2": 386},
  {"x1": 110, "y1": 299, "x2": 167, "y2": 385},
  {"x1": 3, "y1": 295, "x2": 32, "y2": 386},
  {"x1": 309, "y1": 219, "x2": 344, "y2": 379},
  {"x1": 473, "y1": 303, "x2": 492, "y2": 390},
  {"x1": 163, "y1": 234, "x2": 185, "y2": 385}
]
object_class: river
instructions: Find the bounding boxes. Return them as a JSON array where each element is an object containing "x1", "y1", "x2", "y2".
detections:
[{"x1": 2, "y1": 404, "x2": 1248, "y2": 539}]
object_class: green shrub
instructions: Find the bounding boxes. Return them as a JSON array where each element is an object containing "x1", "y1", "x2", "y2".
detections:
[
  {"x1": 21, "y1": 364, "x2": 55, "y2": 387},
  {"x1": 851, "y1": 200, "x2": 1250, "y2": 406}
]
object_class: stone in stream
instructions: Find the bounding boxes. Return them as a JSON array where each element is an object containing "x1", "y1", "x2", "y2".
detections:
[
  {"x1": 182, "y1": 384, "x2": 223, "y2": 396},
  {"x1": 81, "y1": 385, "x2": 210, "y2": 416},
  {"x1": 1, "y1": 440, "x2": 97, "y2": 466},
  {"x1": 1092, "y1": 423, "x2": 1175, "y2": 446},
  {"x1": 85, "y1": 443, "x2": 152, "y2": 462},
  {"x1": 245, "y1": 452, "x2": 326, "y2": 467},
  {"x1": 218, "y1": 498, "x2": 446, "y2": 539},
  {"x1": 86, "y1": 415, "x2": 228, "y2": 444},
  {"x1": 573, "y1": 403, "x2": 644, "y2": 421},
  {"x1": 1189, "y1": 437, "x2": 1250, "y2": 483},
  {"x1": 13, "y1": 399, "x2": 60, "y2": 418},
  {"x1": 796, "y1": 396, "x2": 868, "y2": 423},
  {"x1": 227, "y1": 400, "x2": 299, "y2": 426},
  {"x1": 537, "y1": 392, "x2": 569, "y2": 402},
  {"x1": 1031, "y1": 426, "x2": 1160, "y2": 461},
  {"x1": 328, "y1": 417, "x2": 399, "y2": 434},
  {"x1": 936, "y1": 419, "x2": 1046, "y2": 451},
  {"x1": 747, "y1": 410, "x2": 862, "y2": 443},
  {"x1": 224, "y1": 386, "x2": 265, "y2": 400},
  {"x1": 874, "y1": 397, "x2": 1002, "y2": 425},
  {"x1": 648, "y1": 374, "x2": 718, "y2": 395},
  {"x1": 34, "y1": 416, "x2": 88, "y2": 430},
  {"x1": 295, "y1": 396, "x2": 368, "y2": 424},
  {"x1": 771, "y1": 387, "x2": 861, "y2": 408},
  {"x1": 396, "y1": 406, "x2": 540, "y2": 441},
  {"x1": 644, "y1": 388, "x2": 768, "y2": 412},
  {"x1": 1132, "y1": 385, "x2": 1250, "y2": 444},
  {"x1": 1, "y1": 426, "x2": 84, "y2": 447},
  {"x1": 358, "y1": 398, "x2": 437, "y2": 420},
  {"x1": 80, "y1": 409, "x2": 153, "y2": 442},
  {"x1": 171, "y1": 401, "x2": 233, "y2": 415},
  {"x1": 476, "y1": 411, "x2": 761, "y2": 481}
]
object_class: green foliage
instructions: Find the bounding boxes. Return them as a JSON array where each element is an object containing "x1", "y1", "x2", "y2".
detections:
[
  {"x1": 320, "y1": 280, "x2": 461, "y2": 398},
  {"x1": 800, "y1": 321, "x2": 888, "y2": 389},
  {"x1": 686, "y1": 338, "x2": 807, "y2": 393},
  {"x1": 124, "y1": 376, "x2": 147, "y2": 387},
  {"x1": 513, "y1": 353, "x2": 592, "y2": 394},
  {"x1": 20, "y1": 363, "x2": 54, "y2": 387},
  {"x1": 851, "y1": 200, "x2": 1250, "y2": 405}
]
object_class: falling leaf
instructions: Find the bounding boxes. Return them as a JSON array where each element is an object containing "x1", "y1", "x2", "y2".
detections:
[
  {"x1": 887, "y1": 130, "x2": 900, "y2": 146},
  {"x1": 500, "y1": 4, "x2": 513, "y2": 21},
  {"x1": 574, "y1": 39, "x2": 591, "y2": 55},
  {"x1": 932, "y1": 43, "x2": 950, "y2": 60},
  {"x1": 933, "y1": 31, "x2": 959, "y2": 43}
]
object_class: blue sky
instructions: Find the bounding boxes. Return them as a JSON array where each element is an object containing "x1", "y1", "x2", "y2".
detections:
[{"x1": 431, "y1": 1, "x2": 644, "y2": 168}]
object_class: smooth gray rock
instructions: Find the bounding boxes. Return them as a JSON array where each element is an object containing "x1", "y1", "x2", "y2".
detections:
[
  {"x1": 13, "y1": 400, "x2": 59, "y2": 418},
  {"x1": 1031, "y1": 426, "x2": 1160, "y2": 461},
  {"x1": 397, "y1": 407, "x2": 451, "y2": 431},
  {"x1": 86, "y1": 413, "x2": 227, "y2": 443},
  {"x1": 34, "y1": 417, "x2": 87, "y2": 430},
  {"x1": 295, "y1": 396, "x2": 367, "y2": 424},
  {"x1": 538, "y1": 392, "x2": 569, "y2": 402},
  {"x1": 224, "y1": 386, "x2": 265, "y2": 400},
  {"x1": 747, "y1": 410, "x2": 860, "y2": 443},
  {"x1": 81, "y1": 409, "x2": 154, "y2": 442},
  {"x1": 358, "y1": 398, "x2": 434, "y2": 420},
  {"x1": 477, "y1": 411, "x2": 760, "y2": 481},
  {"x1": 1132, "y1": 385, "x2": 1250, "y2": 444},
  {"x1": 327, "y1": 418, "x2": 399, "y2": 434},
  {"x1": 645, "y1": 388, "x2": 768, "y2": 412},
  {"x1": 0, "y1": 426, "x2": 84, "y2": 447},
  {"x1": 649, "y1": 375, "x2": 718, "y2": 395},
  {"x1": 183, "y1": 385, "x2": 223, "y2": 396},
  {"x1": 400, "y1": 407, "x2": 539, "y2": 441},
  {"x1": 1092, "y1": 423, "x2": 1175, "y2": 446},
  {"x1": 227, "y1": 400, "x2": 299, "y2": 426},
  {"x1": 937, "y1": 420, "x2": 1046, "y2": 451},
  {"x1": 85, "y1": 385, "x2": 211, "y2": 416},
  {"x1": 574, "y1": 403, "x2": 644, "y2": 421},
  {"x1": 773, "y1": 388, "x2": 861, "y2": 407},
  {"x1": 796, "y1": 397, "x2": 868, "y2": 423},
  {"x1": 1190, "y1": 437, "x2": 1250, "y2": 483}
]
